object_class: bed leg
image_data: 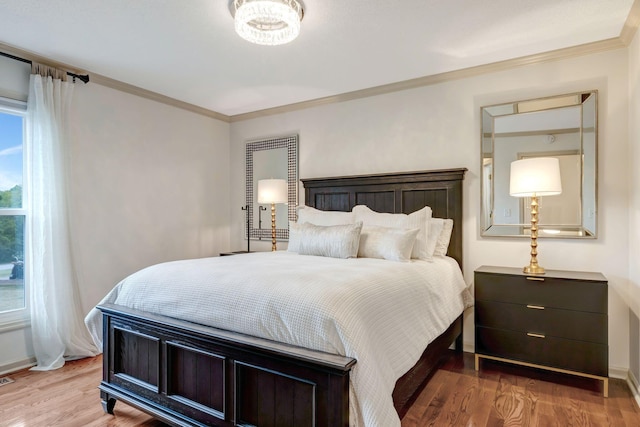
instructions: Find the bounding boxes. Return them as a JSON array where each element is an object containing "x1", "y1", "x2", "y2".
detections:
[
  {"x1": 101, "y1": 391, "x2": 116, "y2": 414},
  {"x1": 454, "y1": 315, "x2": 463, "y2": 352},
  {"x1": 455, "y1": 333, "x2": 463, "y2": 353}
]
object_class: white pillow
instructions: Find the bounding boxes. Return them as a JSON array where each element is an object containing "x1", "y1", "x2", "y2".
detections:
[
  {"x1": 433, "y1": 218, "x2": 454, "y2": 257},
  {"x1": 426, "y1": 218, "x2": 444, "y2": 258},
  {"x1": 288, "y1": 221, "x2": 362, "y2": 259},
  {"x1": 358, "y1": 226, "x2": 419, "y2": 262},
  {"x1": 297, "y1": 206, "x2": 355, "y2": 226},
  {"x1": 352, "y1": 205, "x2": 432, "y2": 260}
]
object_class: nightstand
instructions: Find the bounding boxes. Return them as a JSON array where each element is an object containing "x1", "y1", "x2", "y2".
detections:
[{"x1": 474, "y1": 265, "x2": 608, "y2": 396}]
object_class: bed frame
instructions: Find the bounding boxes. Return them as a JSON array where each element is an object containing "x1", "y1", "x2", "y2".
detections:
[{"x1": 98, "y1": 168, "x2": 466, "y2": 426}]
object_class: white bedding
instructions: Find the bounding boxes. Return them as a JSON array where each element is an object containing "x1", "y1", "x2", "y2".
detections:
[{"x1": 85, "y1": 251, "x2": 470, "y2": 427}]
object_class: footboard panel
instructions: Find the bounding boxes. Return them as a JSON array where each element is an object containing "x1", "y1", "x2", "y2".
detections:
[{"x1": 99, "y1": 303, "x2": 355, "y2": 427}]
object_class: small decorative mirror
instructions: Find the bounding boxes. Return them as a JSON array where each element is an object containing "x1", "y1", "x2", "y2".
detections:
[
  {"x1": 481, "y1": 91, "x2": 597, "y2": 238},
  {"x1": 245, "y1": 135, "x2": 298, "y2": 241}
]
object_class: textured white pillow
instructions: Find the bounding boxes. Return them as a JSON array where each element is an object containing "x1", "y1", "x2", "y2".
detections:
[
  {"x1": 433, "y1": 218, "x2": 454, "y2": 257},
  {"x1": 352, "y1": 205, "x2": 432, "y2": 260},
  {"x1": 358, "y1": 226, "x2": 419, "y2": 262},
  {"x1": 425, "y1": 218, "x2": 444, "y2": 258},
  {"x1": 288, "y1": 221, "x2": 362, "y2": 259},
  {"x1": 297, "y1": 206, "x2": 355, "y2": 226}
]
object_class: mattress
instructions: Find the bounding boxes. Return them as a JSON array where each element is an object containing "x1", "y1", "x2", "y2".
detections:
[{"x1": 85, "y1": 251, "x2": 470, "y2": 427}]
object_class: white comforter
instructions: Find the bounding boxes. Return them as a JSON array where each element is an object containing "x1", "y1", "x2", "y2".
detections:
[{"x1": 85, "y1": 251, "x2": 470, "y2": 427}]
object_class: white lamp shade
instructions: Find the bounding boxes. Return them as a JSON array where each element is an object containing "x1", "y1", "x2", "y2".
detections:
[
  {"x1": 257, "y1": 179, "x2": 288, "y2": 204},
  {"x1": 510, "y1": 157, "x2": 562, "y2": 197}
]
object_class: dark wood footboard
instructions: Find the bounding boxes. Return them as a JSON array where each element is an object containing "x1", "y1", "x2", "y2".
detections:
[
  {"x1": 99, "y1": 302, "x2": 463, "y2": 426},
  {"x1": 99, "y1": 303, "x2": 355, "y2": 427}
]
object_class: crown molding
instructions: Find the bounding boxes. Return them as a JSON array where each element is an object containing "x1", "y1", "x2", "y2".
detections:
[
  {"x1": 0, "y1": 41, "x2": 231, "y2": 122},
  {"x1": 229, "y1": 37, "x2": 625, "y2": 122},
  {"x1": 621, "y1": 0, "x2": 640, "y2": 45},
  {"x1": 89, "y1": 73, "x2": 230, "y2": 122},
  {"x1": 0, "y1": 41, "x2": 87, "y2": 75}
]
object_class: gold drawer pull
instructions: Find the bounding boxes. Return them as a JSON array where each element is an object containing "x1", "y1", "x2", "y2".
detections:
[
  {"x1": 527, "y1": 332, "x2": 546, "y2": 339},
  {"x1": 526, "y1": 305, "x2": 545, "y2": 310},
  {"x1": 526, "y1": 277, "x2": 545, "y2": 282}
]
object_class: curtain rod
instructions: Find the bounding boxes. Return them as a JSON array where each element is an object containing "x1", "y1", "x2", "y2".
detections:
[{"x1": 0, "y1": 50, "x2": 90, "y2": 84}]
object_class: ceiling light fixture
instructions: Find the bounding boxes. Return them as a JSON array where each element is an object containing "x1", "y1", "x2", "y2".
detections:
[{"x1": 232, "y1": 0, "x2": 304, "y2": 46}]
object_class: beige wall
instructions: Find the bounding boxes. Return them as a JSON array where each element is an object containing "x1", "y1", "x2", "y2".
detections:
[
  {"x1": 70, "y1": 83, "x2": 231, "y2": 314},
  {"x1": 627, "y1": 25, "x2": 640, "y2": 383},
  {"x1": 0, "y1": 75, "x2": 231, "y2": 371},
  {"x1": 229, "y1": 48, "x2": 631, "y2": 374}
]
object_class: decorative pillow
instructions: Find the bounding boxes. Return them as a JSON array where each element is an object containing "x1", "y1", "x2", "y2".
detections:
[
  {"x1": 352, "y1": 205, "x2": 432, "y2": 260},
  {"x1": 288, "y1": 221, "x2": 362, "y2": 259},
  {"x1": 433, "y1": 218, "x2": 454, "y2": 257},
  {"x1": 425, "y1": 218, "x2": 444, "y2": 258},
  {"x1": 357, "y1": 226, "x2": 419, "y2": 262},
  {"x1": 297, "y1": 206, "x2": 355, "y2": 226}
]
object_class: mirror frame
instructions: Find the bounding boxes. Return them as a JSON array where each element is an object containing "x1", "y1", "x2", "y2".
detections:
[
  {"x1": 245, "y1": 135, "x2": 298, "y2": 241},
  {"x1": 480, "y1": 91, "x2": 598, "y2": 238}
]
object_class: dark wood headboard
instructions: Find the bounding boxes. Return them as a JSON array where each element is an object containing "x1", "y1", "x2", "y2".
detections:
[{"x1": 301, "y1": 168, "x2": 467, "y2": 268}]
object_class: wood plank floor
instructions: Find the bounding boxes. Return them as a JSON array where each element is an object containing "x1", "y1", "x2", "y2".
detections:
[
  {"x1": 402, "y1": 352, "x2": 640, "y2": 427},
  {"x1": 0, "y1": 351, "x2": 638, "y2": 426}
]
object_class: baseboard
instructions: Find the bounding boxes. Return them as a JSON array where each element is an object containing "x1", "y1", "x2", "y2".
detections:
[
  {"x1": 0, "y1": 357, "x2": 36, "y2": 376},
  {"x1": 628, "y1": 369, "x2": 640, "y2": 408},
  {"x1": 609, "y1": 366, "x2": 628, "y2": 380},
  {"x1": 463, "y1": 341, "x2": 474, "y2": 353}
]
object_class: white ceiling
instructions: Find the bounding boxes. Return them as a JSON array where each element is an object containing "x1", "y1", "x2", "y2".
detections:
[{"x1": 0, "y1": 0, "x2": 635, "y2": 117}]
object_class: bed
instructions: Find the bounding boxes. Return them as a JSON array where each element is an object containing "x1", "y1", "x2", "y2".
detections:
[{"x1": 87, "y1": 167, "x2": 468, "y2": 427}]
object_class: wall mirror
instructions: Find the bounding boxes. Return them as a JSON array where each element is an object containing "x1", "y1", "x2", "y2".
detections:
[
  {"x1": 481, "y1": 91, "x2": 597, "y2": 238},
  {"x1": 245, "y1": 135, "x2": 298, "y2": 241}
]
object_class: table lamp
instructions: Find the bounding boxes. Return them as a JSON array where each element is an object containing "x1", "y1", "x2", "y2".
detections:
[
  {"x1": 257, "y1": 178, "x2": 288, "y2": 251},
  {"x1": 510, "y1": 157, "x2": 562, "y2": 274}
]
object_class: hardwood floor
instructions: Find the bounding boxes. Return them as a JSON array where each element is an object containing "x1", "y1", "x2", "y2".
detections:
[
  {"x1": 402, "y1": 352, "x2": 640, "y2": 427},
  {"x1": 0, "y1": 355, "x2": 162, "y2": 427},
  {"x1": 1, "y1": 351, "x2": 638, "y2": 426}
]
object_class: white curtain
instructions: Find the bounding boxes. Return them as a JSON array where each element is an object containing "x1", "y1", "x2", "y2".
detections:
[{"x1": 27, "y1": 70, "x2": 98, "y2": 371}]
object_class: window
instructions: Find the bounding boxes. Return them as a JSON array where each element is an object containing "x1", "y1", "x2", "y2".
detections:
[{"x1": 0, "y1": 99, "x2": 27, "y2": 327}]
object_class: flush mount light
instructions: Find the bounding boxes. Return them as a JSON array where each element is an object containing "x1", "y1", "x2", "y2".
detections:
[{"x1": 231, "y1": 0, "x2": 304, "y2": 46}]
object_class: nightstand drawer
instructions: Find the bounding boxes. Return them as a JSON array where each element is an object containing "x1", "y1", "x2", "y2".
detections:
[
  {"x1": 475, "y1": 300, "x2": 607, "y2": 344},
  {"x1": 475, "y1": 272, "x2": 606, "y2": 313},
  {"x1": 476, "y1": 326, "x2": 608, "y2": 377}
]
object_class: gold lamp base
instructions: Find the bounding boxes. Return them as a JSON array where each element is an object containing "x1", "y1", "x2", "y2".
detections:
[
  {"x1": 270, "y1": 202, "x2": 277, "y2": 251},
  {"x1": 523, "y1": 195, "x2": 545, "y2": 275},
  {"x1": 523, "y1": 264, "x2": 545, "y2": 275}
]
